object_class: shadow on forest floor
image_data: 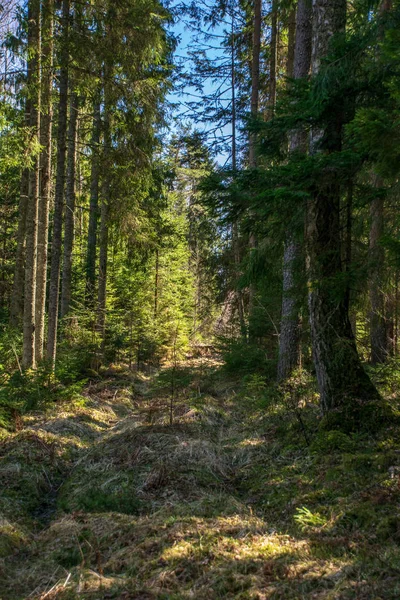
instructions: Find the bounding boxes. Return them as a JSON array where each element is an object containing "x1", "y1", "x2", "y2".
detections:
[{"x1": 1, "y1": 361, "x2": 400, "y2": 599}]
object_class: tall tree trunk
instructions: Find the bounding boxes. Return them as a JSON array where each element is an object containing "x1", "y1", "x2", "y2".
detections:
[
  {"x1": 60, "y1": 92, "x2": 79, "y2": 319},
  {"x1": 248, "y1": 0, "x2": 262, "y2": 325},
  {"x1": 249, "y1": 0, "x2": 262, "y2": 169},
  {"x1": 154, "y1": 248, "x2": 159, "y2": 319},
  {"x1": 368, "y1": 1, "x2": 392, "y2": 364},
  {"x1": 10, "y1": 166, "x2": 29, "y2": 327},
  {"x1": 307, "y1": 0, "x2": 379, "y2": 412},
  {"x1": 22, "y1": 0, "x2": 41, "y2": 369},
  {"x1": 369, "y1": 181, "x2": 387, "y2": 363},
  {"x1": 230, "y1": 13, "x2": 246, "y2": 336},
  {"x1": 85, "y1": 96, "x2": 101, "y2": 305},
  {"x1": 96, "y1": 83, "x2": 111, "y2": 345},
  {"x1": 277, "y1": 0, "x2": 312, "y2": 381},
  {"x1": 35, "y1": 0, "x2": 54, "y2": 362},
  {"x1": 46, "y1": 0, "x2": 70, "y2": 367},
  {"x1": 268, "y1": 0, "x2": 278, "y2": 116}
]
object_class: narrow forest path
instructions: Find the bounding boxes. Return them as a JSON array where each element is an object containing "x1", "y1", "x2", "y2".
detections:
[{"x1": 1, "y1": 361, "x2": 400, "y2": 599}]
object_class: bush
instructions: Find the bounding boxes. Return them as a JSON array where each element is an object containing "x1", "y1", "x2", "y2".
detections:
[{"x1": 217, "y1": 337, "x2": 276, "y2": 378}]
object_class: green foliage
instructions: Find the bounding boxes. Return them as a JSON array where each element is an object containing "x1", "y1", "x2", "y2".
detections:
[
  {"x1": 294, "y1": 507, "x2": 328, "y2": 531},
  {"x1": 219, "y1": 337, "x2": 275, "y2": 378}
]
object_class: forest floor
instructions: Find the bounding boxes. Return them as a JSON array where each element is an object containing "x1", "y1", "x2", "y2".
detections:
[{"x1": 1, "y1": 359, "x2": 400, "y2": 599}]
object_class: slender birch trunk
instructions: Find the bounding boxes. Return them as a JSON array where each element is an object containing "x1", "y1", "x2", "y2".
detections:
[
  {"x1": 277, "y1": 0, "x2": 312, "y2": 381},
  {"x1": 35, "y1": 0, "x2": 54, "y2": 361},
  {"x1": 22, "y1": 0, "x2": 41, "y2": 369},
  {"x1": 46, "y1": 0, "x2": 70, "y2": 367},
  {"x1": 60, "y1": 92, "x2": 79, "y2": 319}
]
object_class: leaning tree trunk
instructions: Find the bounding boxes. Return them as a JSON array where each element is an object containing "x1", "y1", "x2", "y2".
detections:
[
  {"x1": 22, "y1": 0, "x2": 41, "y2": 369},
  {"x1": 60, "y1": 92, "x2": 79, "y2": 319},
  {"x1": 85, "y1": 96, "x2": 101, "y2": 306},
  {"x1": 307, "y1": 0, "x2": 379, "y2": 412},
  {"x1": 35, "y1": 0, "x2": 54, "y2": 362},
  {"x1": 46, "y1": 0, "x2": 70, "y2": 367},
  {"x1": 277, "y1": 0, "x2": 312, "y2": 381}
]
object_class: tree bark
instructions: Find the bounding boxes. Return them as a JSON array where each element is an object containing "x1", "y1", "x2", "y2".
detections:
[
  {"x1": 85, "y1": 96, "x2": 101, "y2": 305},
  {"x1": 60, "y1": 92, "x2": 79, "y2": 319},
  {"x1": 22, "y1": 0, "x2": 41, "y2": 369},
  {"x1": 369, "y1": 180, "x2": 387, "y2": 363},
  {"x1": 277, "y1": 0, "x2": 312, "y2": 381},
  {"x1": 249, "y1": 0, "x2": 262, "y2": 168},
  {"x1": 307, "y1": 0, "x2": 379, "y2": 412},
  {"x1": 46, "y1": 0, "x2": 70, "y2": 367},
  {"x1": 268, "y1": 0, "x2": 278, "y2": 117},
  {"x1": 10, "y1": 166, "x2": 29, "y2": 327},
  {"x1": 96, "y1": 82, "x2": 111, "y2": 344},
  {"x1": 35, "y1": 0, "x2": 54, "y2": 362},
  {"x1": 230, "y1": 13, "x2": 246, "y2": 337},
  {"x1": 248, "y1": 0, "x2": 262, "y2": 323}
]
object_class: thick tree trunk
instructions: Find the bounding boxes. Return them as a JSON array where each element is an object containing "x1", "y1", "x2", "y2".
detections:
[
  {"x1": 60, "y1": 92, "x2": 79, "y2": 319},
  {"x1": 277, "y1": 0, "x2": 312, "y2": 381},
  {"x1": 85, "y1": 97, "x2": 101, "y2": 305},
  {"x1": 46, "y1": 0, "x2": 70, "y2": 367},
  {"x1": 369, "y1": 183, "x2": 387, "y2": 363},
  {"x1": 22, "y1": 0, "x2": 41, "y2": 369},
  {"x1": 35, "y1": 0, "x2": 54, "y2": 362},
  {"x1": 307, "y1": 0, "x2": 379, "y2": 412},
  {"x1": 10, "y1": 166, "x2": 29, "y2": 327}
]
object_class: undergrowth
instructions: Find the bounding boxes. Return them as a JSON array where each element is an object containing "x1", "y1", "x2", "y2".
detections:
[{"x1": 1, "y1": 360, "x2": 400, "y2": 599}]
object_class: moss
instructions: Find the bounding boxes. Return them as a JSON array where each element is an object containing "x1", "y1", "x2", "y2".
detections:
[
  {"x1": 320, "y1": 399, "x2": 397, "y2": 433},
  {"x1": 311, "y1": 430, "x2": 356, "y2": 453},
  {"x1": 73, "y1": 487, "x2": 144, "y2": 515}
]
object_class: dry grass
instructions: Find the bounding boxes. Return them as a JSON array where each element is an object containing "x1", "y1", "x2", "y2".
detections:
[{"x1": 1, "y1": 363, "x2": 400, "y2": 599}]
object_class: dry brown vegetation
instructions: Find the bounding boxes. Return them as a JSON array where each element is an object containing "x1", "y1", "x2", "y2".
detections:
[{"x1": 1, "y1": 362, "x2": 400, "y2": 599}]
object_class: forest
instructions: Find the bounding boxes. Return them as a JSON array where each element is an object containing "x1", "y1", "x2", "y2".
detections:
[{"x1": 1, "y1": 0, "x2": 400, "y2": 597}]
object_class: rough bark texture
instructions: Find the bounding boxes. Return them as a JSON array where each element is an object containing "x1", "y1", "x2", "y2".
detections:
[
  {"x1": 61, "y1": 92, "x2": 79, "y2": 319},
  {"x1": 96, "y1": 86, "x2": 111, "y2": 344},
  {"x1": 230, "y1": 14, "x2": 246, "y2": 337},
  {"x1": 369, "y1": 183, "x2": 388, "y2": 363},
  {"x1": 86, "y1": 97, "x2": 101, "y2": 305},
  {"x1": 307, "y1": 0, "x2": 379, "y2": 412},
  {"x1": 248, "y1": 0, "x2": 262, "y2": 322},
  {"x1": 249, "y1": 0, "x2": 262, "y2": 168},
  {"x1": 35, "y1": 0, "x2": 53, "y2": 362},
  {"x1": 46, "y1": 0, "x2": 70, "y2": 367},
  {"x1": 268, "y1": 0, "x2": 278, "y2": 116},
  {"x1": 277, "y1": 0, "x2": 312, "y2": 382},
  {"x1": 22, "y1": 0, "x2": 41, "y2": 369},
  {"x1": 10, "y1": 167, "x2": 29, "y2": 327}
]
